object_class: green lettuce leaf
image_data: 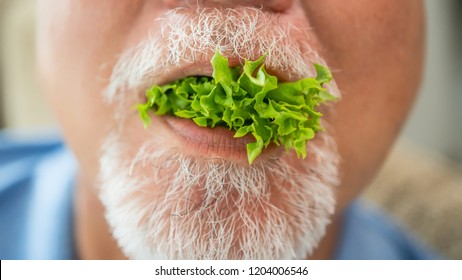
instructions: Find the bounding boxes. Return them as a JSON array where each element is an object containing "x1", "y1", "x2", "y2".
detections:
[{"x1": 137, "y1": 50, "x2": 337, "y2": 164}]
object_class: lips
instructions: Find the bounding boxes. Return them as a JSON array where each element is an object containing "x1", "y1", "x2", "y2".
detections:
[
  {"x1": 162, "y1": 115, "x2": 252, "y2": 161},
  {"x1": 162, "y1": 115, "x2": 285, "y2": 163}
]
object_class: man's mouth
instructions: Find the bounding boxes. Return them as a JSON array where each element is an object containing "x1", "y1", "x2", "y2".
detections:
[
  {"x1": 137, "y1": 50, "x2": 336, "y2": 164},
  {"x1": 138, "y1": 52, "x2": 294, "y2": 162}
]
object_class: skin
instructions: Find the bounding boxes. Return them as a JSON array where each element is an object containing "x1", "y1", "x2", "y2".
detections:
[{"x1": 36, "y1": 0, "x2": 425, "y2": 259}]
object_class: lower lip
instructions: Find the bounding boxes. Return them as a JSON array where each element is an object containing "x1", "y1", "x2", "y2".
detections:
[{"x1": 163, "y1": 116, "x2": 276, "y2": 163}]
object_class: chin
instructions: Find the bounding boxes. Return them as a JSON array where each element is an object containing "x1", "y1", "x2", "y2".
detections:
[{"x1": 97, "y1": 127, "x2": 340, "y2": 260}]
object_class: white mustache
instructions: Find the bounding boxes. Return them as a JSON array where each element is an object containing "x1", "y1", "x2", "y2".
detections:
[{"x1": 104, "y1": 6, "x2": 339, "y2": 106}]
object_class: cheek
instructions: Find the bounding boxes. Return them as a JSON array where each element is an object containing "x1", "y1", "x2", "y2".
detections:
[
  {"x1": 302, "y1": 0, "x2": 425, "y2": 209},
  {"x1": 37, "y1": 1, "x2": 172, "y2": 179},
  {"x1": 36, "y1": 1, "x2": 144, "y2": 178}
]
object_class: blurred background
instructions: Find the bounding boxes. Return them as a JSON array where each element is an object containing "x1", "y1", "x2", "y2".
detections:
[{"x1": 1, "y1": 0, "x2": 461, "y2": 259}]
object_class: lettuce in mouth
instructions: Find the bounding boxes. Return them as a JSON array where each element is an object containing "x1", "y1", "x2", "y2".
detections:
[{"x1": 137, "y1": 50, "x2": 336, "y2": 164}]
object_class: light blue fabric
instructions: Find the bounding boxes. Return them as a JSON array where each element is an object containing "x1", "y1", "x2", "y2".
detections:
[
  {"x1": 335, "y1": 200, "x2": 438, "y2": 260},
  {"x1": 0, "y1": 131, "x2": 77, "y2": 259},
  {"x1": 0, "y1": 130, "x2": 439, "y2": 260}
]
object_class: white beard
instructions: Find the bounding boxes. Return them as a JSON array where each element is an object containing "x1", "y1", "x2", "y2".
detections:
[
  {"x1": 98, "y1": 131, "x2": 339, "y2": 259},
  {"x1": 99, "y1": 6, "x2": 341, "y2": 260}
]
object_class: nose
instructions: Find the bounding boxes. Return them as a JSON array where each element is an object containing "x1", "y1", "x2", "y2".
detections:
[{"x1": 164, "y1": 0, "x2": 294, "y2": 12}]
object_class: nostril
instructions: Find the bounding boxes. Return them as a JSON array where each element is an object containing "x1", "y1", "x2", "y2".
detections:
[
  {"x1": 163, "y1": 0, "x2": 294, "y2": 13},
  {"x1": 162, "y1": 0, "x2": 183, "y2": 9},
  {"x1": 212, "y1": 0, "x2": 293, "y2": 12},
  {"x1": 266, "y1": 0, "x2": 293, "y2": 12}
]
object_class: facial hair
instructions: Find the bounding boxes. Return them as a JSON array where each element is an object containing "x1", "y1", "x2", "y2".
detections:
[{"x1": 99, "y1": 6, "x2": 341, "y2": 259}]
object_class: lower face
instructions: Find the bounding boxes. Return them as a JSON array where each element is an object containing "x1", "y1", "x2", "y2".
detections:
[{"x1": 36, "y1": 1, "x2": 424, "y2": 259}]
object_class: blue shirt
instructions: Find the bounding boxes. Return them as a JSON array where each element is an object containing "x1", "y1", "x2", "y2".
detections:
[{"x1": 0, "y1": 130, "x2": 438, "y2": 260}]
